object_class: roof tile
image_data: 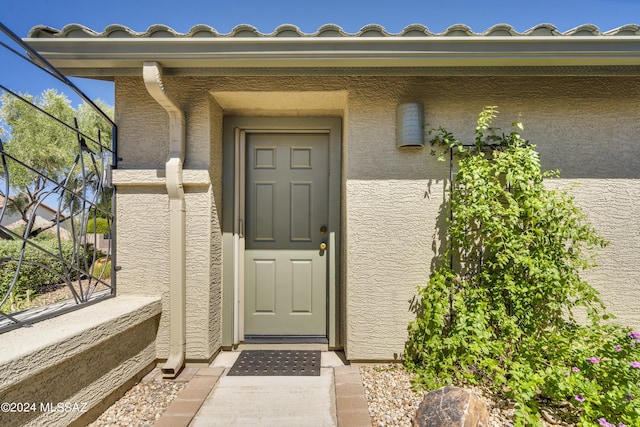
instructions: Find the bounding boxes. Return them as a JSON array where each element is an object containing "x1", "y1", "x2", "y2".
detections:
[{"x1": 28, "y1": 23, "x2": 640, "y2": 39}]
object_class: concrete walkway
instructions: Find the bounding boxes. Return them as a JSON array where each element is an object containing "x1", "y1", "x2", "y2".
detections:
[{"x1": 153, "y1": 351, "x2": 372, "y2": 427}]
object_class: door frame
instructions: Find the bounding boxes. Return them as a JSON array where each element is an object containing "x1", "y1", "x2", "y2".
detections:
[{"x1": 222, "y1": 117, "x2": 342, "y2": 348}]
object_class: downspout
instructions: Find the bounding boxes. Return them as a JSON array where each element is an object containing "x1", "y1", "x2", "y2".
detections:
[{"x1": 143, "y1": 62, "x2": 186, "y2": 379}]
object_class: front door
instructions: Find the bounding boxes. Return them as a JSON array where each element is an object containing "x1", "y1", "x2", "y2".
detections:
[{"x1": 244, "y1": 132, "x2": 329, "y2": 336}]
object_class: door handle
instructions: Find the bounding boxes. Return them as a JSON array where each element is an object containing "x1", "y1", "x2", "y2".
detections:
[{"x1": 319, "y1": 242, "x2": 327, "y2": 251}]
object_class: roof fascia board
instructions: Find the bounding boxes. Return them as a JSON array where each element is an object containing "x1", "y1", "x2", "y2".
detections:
[
  {"x1": 52, "y1": 66, "x2": 640, "y2": 78},
  {"x1": 25, "y1": 36, "x2": 640, "y2": 71}
]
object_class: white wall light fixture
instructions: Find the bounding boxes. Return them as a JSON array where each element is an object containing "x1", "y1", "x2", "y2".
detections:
[{"x1": 396, "y1": 102, "x2": 424, "y2": 148}]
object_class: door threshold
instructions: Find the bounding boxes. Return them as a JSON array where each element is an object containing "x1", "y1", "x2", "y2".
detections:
[
  {"x1": 243, "y1": 335, "x2": 328, "y2": 344},
  {"x1": 238, "y1": 336, "x2": 329, "y2": 351}
]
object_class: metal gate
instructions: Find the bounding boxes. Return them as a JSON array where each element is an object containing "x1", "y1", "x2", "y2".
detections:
[{"x1": 0, "y1": 22, "x2": 117, "y2": 332}]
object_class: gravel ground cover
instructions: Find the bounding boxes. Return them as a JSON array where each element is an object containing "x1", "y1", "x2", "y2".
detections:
[
  {"x1": 360, "y1": 363, "x2": 519, "y2": 426},
  {"x1": 360, "y1": 364, "x2": 576, "y2": 427},
  {"x1": 360, "y1": 364, "x2": 427, "y2": 426},
  {"x1": 87, "y1": 375, "x2": 186, "y2": 427},
  {"x1": 85, "y1": 361, "x2": 572, "y2": 426},
  {"x1": 3, "y1": 280, "x2": 111, "y2": 313}
]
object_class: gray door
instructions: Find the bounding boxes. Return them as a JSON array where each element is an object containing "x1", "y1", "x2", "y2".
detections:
[{"x1": 244, "y1": 132, "x2": 329, "y2": 336}]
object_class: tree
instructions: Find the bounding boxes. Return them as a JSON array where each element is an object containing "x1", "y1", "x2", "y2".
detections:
[
  {"x1": 0, "y1": 89, "x2": 114, "y2": 238},
  {"x1": 75, "y1": 99, "x2": 115, "y2": 220}
]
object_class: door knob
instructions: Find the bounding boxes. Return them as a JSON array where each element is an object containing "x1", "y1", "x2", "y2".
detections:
[{"x1": 319, "y1": 242, "x2": 327, "y2": 251}]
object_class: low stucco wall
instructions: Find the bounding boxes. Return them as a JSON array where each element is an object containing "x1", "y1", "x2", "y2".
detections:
[
  {"x1": 0, "y1": 296, "x2": 161, "y2": 427},
  {"x1": 113, "y1": 74, "x2": 640, "y2": 362}
]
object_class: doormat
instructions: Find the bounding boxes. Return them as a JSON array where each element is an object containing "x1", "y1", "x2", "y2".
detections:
[{"x1": 227, "y1": 350, "x2": 321, "y2": 376}]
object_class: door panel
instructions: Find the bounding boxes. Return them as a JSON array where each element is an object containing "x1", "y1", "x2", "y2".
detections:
[
  {"x1": 244, "y1": 133, "x2": 329, "y2": 336},
  {"x1": 291, "y1": 259, "x2": 313, "y2": 312},
  {"x1": 290, "y1": 182, "x2": 312, "y2": 241},
  {"x1": 252, "y1": 259, "x2": 276, "y2": 313},
  {"x1": 254, "y1": 182, "x2": 276, "y2": 241},
  {"x1": 245, "y1": 250, "x2": 326, "y2": 334}
]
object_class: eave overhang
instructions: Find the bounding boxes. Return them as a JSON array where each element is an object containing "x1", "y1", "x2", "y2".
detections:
[{"x1": 24, "y1": 23, "x2": 640, "y2": 77}]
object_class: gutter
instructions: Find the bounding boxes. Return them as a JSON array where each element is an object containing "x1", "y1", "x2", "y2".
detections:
[
  {"x1": 25, "y1": 35, "x2": 640, "y2": 72},
  {"x1": 142, "y1": 61, "x2": 186, "y2": 379}
]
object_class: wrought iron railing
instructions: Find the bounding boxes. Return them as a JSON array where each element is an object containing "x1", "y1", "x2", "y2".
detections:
[{"x1": 0, "y1": 22, "x2": 117, "y2": 332}]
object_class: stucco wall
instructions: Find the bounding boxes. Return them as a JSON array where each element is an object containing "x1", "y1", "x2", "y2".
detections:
[
  {"x1": 0, "y1": 296, "x2": 160, "y2": 427},
  {"x1": 113, "y1": 74, "x2": 640, "y2": 362},
  {"x1": 550, "y1": 179, "x2": 640, "y2": 326},
  {"x1": 114, "y1": 76, "x2": 223, "y2": 363},
  {"x1": 344, "y1": 75, "x2": 640, "y2": 360}
]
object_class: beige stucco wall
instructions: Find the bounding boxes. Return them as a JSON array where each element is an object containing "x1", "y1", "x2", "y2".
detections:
[
  {"x1": 113, "y1": 74, "x2": 640, "y2": 362},
  {"x1": 0, "y1": 296, "x2": 160, "y2": 427},
  {"x1": 114, "y1": 76, "x2": 223, "y2": 363},
  {"x1": 344, "y1": 76, "x2": 640, "y2": 360},
  {"x1": 550, "y1": 179, "x2": 640, "y2": 326}
]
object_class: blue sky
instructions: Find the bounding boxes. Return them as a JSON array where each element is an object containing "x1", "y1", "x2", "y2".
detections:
[{"x1": 2, "y1": 0, "x2": 640, "y2": 106}]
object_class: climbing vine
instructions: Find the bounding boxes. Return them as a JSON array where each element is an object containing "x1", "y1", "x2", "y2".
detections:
[{"x1": 405, "y1": 107, "x2": 640, "y2": 426}]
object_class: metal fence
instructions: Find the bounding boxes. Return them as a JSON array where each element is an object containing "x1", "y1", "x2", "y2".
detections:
[{"x1": 0, "y1": 22, "x2": 117, "y2": 332}]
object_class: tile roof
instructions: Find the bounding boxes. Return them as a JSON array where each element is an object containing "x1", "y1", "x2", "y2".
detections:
[
  {"x1": 25, "y1": 23, "x2": 640, "y2": 76},
  {"x1": 28, "y1": 23, "x2": 640, "y2": 39}
]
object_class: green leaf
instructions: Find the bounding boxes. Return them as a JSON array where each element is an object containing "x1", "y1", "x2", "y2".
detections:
[{"x1": 405, "y1": 106, "x2": 627, "y2": 427}]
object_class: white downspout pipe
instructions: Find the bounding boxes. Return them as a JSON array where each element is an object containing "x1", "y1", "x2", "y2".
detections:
[{"x1": 143, "y1": 62, "x2": 186, "y2": 379}]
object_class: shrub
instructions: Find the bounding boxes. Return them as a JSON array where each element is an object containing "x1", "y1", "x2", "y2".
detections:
[
  {"x1": 91, "y1": 257, "x2": 111, "y2": 280},
  {"x1": 405, "y1": 107, "x2": 639, "y2": 426},
  {"x1": 0, "y1": 238, "x2": 93, "y2": 299},
  {"x1": 86, "y1": 217, "x2": 110, "y2": 235}
]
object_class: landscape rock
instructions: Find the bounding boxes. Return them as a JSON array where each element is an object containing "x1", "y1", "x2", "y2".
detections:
[{"x1": 413, "y1": 385, "x2": 489, "y2": 427}]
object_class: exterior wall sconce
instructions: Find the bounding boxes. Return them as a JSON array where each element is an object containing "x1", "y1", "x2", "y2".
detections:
[{"x1": 396, "y1": 102, "x2": 424, "y2": 148}]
